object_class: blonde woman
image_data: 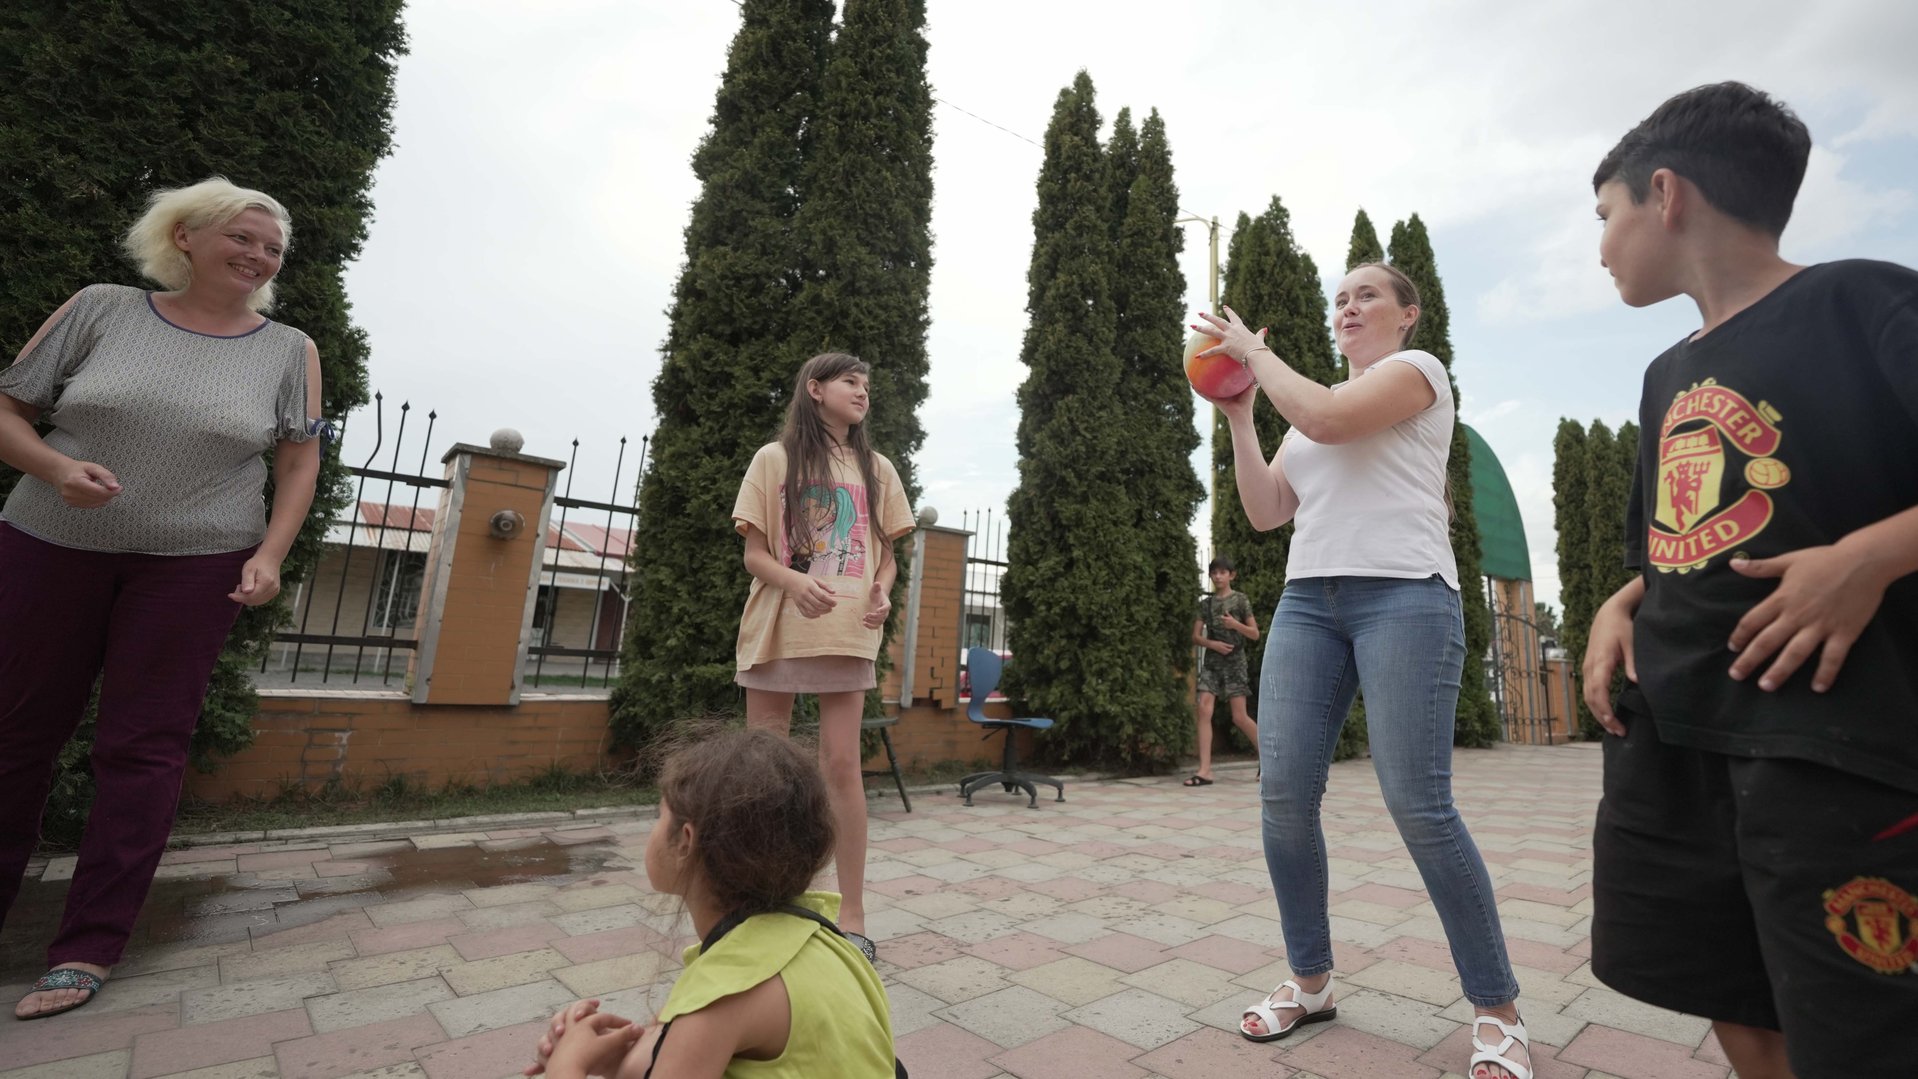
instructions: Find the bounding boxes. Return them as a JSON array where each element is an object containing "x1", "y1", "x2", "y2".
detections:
[{"x1": 0, "y1": 178, "x2": 324, "y2": 1020}]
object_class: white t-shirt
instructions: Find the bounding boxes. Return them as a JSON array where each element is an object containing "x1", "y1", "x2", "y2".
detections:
[{"x1": 1280, "y1": 349, "x2": 1459, "y2": 590}]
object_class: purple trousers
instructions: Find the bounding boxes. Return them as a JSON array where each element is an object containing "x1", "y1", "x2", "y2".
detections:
[{"x1": 0, "y1": 523, "x2": 249, "y2": 966}]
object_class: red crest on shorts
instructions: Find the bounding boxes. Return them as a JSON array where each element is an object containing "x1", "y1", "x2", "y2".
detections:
[{"x1": 1822, "y1": 877, "x2": 1918, "y2": 974}]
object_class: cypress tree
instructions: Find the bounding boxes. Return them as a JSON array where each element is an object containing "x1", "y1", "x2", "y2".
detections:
[
  {"x1": 611, "y1": 0, "x2": 835, "y2": 746},
  {"x1": 1109, "y1": 107, "x2": 1203, "y2": 747},
  {"x1": 1578, "y1": 420, "x2": 1638, "y2": 738},
  {"x1": 1389, "y1": 215, "x2": 1500, "y2": 748},
  {"x1": 1002, "y1": 73, "x2": 1170, "y2": 766},
  {"x1": 1209, "y1": 198, "x2": 1339, "y2": 738},
  {"x1": 1346, "y1": 208, "x2": 1385, "y2": 269},
  {"x1": 1105, "y1": 109, "x2": 1140, "y2": 247},
  {"x1": 1330, "y1": 207, "x2": 1389, "y2": 748},
  {"x1": 1554, "y1": 418, "x2": 1640, "y2": 738},
  {"x1": 783, "y1": 0, "x2": 934, "y2": 727},
  {"x1": 0, "y1": 1, "x2": 403, "y2": 832},
  {"x1": 1534, "y1": 602, "x2": 1561, "y2": 641},
  {"x1": 788, "y1": 0, "x2": 933, "y2": 504},
  {"x1": 1552, "y1": 418, "x2": 1594, "y2": 732}
]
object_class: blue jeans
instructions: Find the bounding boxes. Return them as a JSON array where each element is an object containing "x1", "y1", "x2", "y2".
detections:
[{"x1": 1257, "y1": 575, "x2": 1519, "y2": 1006}]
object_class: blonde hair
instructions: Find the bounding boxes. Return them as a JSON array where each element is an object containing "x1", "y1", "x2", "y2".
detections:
[{"x1": 122, "y1": 177, "x2": 293, "y2": 312}]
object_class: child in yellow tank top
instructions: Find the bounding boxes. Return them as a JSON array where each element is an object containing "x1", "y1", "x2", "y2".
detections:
[{"x1": 521, "y1": 730, "x2": 896, "y2": 1078}]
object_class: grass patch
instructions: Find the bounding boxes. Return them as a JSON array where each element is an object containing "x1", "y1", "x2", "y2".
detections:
[{"x1": 169, "y1": 764, "x2": 658, "y2": 839}]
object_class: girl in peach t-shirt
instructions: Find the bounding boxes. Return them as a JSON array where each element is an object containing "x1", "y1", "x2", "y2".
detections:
[{"x1": 731, "y1": 352, "x2": 914, "y2": 961}]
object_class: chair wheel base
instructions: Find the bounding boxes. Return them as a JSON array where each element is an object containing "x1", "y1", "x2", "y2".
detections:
[{"x1": 959, "y1": 770, "x2": 1065, "y2": 809}]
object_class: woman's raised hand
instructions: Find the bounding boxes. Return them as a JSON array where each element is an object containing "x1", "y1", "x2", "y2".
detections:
[
  {"x1": 1201, "y1": 381, "x2": 1259, "y2": 421},
  {"x1": 1194, "y1": 306, "x2": 1269, "y2": 364},
  {"x1": 1191, "y1": 309, "x2": 1268, "y2": 423}
]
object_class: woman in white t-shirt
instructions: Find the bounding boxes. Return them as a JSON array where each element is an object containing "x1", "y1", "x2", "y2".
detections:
[{"x1": 1195, "y1": 264, "x2": 1530, "y2": 1079}]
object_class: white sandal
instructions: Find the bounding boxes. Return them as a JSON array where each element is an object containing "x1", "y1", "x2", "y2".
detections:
[
  {"x1": 1239, "y1": 976, "x2": 1336, "y2": 1043},
  {"x1": 1469, "y1": 1012, "x2": 1532, "y2": 1079}
]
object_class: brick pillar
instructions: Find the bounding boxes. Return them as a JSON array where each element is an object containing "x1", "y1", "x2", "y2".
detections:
[
  {"x1": 408, "y1": 434, "x2": 564, "y2": 705},
  {"x1": 905, "y1": 525, "x2": 969, "y2": 710}
]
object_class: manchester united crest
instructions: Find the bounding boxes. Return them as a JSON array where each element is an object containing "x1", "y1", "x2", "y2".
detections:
[
  {"x1": 1648, "y1": 379, "x2": 1786, "y2": 573},
  {"x1": 1823, "y1": 877, "x2": 1918, "y2": 974}
]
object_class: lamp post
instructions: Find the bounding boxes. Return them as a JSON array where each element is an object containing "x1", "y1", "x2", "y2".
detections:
[
  {"x1": 1177, "y1": 212, "x2": 1223, "y2": 514},
  {"x1": 1176, "y1": 213, "x2": 1220, "y2": 311}
]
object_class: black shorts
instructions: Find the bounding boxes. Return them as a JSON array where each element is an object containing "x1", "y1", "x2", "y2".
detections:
[{"x1": 1591, "y1": 696, "x2": 1918, "y2": 1078}]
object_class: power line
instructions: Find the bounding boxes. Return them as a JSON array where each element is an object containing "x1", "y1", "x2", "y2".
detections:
[
  {"x1": 723, "y1": 0, "x2": 1044, "y2": 149},
  {"x1": 934, "y1": 96, "x2": 1042, "y2": 150},
  {"x1": 717, "y1": 0, "x2": 1224, "y2": 235}
]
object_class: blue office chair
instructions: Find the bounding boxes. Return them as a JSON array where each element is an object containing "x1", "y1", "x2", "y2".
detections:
[{"x1": 958, "y1": 648, "x2": 1064, "y2": 808}]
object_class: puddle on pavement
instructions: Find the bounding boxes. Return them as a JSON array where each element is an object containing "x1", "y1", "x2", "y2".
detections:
[{"x1": 1, "y1": 836, "x2": 619, "y2": 978}]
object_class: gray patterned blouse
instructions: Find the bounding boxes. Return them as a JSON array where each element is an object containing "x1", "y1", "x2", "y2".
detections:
[{"x1": 0, "y1": 284, "x2": 315, "y2": 555}]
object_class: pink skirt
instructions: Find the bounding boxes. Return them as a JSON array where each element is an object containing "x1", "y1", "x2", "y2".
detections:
[{"x1": 736, "y1": 655, "x2": 876, "y2": 694}]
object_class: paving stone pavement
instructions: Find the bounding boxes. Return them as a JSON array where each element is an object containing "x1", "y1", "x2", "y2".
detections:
[{"x1": 0, "y1": 743, "x2": 1738, "y2": 1078}]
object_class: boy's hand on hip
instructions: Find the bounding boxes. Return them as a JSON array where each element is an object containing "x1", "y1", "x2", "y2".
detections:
[
  {"x1": 863, "y1": 581, "x2": 892, "y2": 629},
  {"x1": 1583, "y1": 598, "x2": 1637, "y2": 736},
  {"x1": 1728, "y1": 546, "x2": 1887, "y2": 693}
]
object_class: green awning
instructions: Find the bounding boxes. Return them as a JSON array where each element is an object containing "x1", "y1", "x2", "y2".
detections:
[{"x1": 1464, "y1": 424, "x2": 1530, "y2": 582}]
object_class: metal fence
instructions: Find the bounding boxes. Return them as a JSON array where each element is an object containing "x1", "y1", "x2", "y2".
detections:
[
  {"x1": 259, "y1": 395, "x2": 444, "y2": 688},
  {"x1": 958, "y1": 508, "x2": 1007, "y2": 698},
  {"x1": 257, "y1": 395, "x2": 643, "y2": 693},
  {"x1": 525, "y1": 435, "x2": 645, "y2": 690},
  {"x1": 1484, "y1": 581, "x2": 1567, "y2": 745}
]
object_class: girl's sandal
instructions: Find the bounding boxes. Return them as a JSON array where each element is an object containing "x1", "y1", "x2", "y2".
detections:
[
  {"x1": 844, "y1": 931, "x2": 877, "y2": 964},
  {"x1": 1469, "y1": 1013, "x2": 1532, "y2": 1079},
  {"x1": 1238, "y1": 976, "x2": 1336, "y2": 1043},
  {"x1": 15, "y1": 968, "x2": 104, "y2": 1021}
]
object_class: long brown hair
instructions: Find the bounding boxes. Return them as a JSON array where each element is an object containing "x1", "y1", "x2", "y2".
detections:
[
  {"x1": 658, "y1": 728, "x2": 834, "y2": 916},
  {"x1": 1346, "y1": 262, "x2": 1423, "y2": 351},
  {"x1": 779, "y1": 353, "x2": 883, "y2": 568}
]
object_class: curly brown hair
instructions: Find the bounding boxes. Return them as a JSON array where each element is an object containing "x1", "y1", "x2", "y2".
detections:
[{"x1": 657, "y1": 728, "x2": 835, "y2": 916}]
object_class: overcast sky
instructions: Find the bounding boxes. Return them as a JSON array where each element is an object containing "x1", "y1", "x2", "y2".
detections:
[{"x1": 339, "y1": 0, "x2": 1918, "y2": 611}]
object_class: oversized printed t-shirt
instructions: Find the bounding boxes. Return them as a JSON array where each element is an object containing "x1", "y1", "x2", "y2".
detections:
[
  {"x1": 733, "y1": 443, "x2": 915, "y2": 669},
  {"x1": 1622, "y1": 260, "x2": 1918, "y2": 794}
]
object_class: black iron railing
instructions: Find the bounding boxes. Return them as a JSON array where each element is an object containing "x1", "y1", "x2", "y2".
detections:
[
  {"x1": 260, "y1": 394, "x2": 442, "y2": 687},
  {"x1": 958, "y1": 508, "x2": 1008, "y2": 698},
  {"x1": 525, "y1": 435, "x2": 647, "y2": 691},
  {"x1": 257, "y1": 396, "x2": 644, "y2": 694}
]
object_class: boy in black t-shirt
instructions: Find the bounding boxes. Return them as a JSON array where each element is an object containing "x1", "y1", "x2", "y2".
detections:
[{"x1": 1583, "y1": 82, "x2": 1918, "y2": 1078}]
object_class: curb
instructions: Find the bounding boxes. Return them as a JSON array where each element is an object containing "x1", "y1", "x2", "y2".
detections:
[
  {"x1": 163, "y1": 761, "x2": 1275, "y2": 851},
  {"x1": 168, "y1": 803, "x2": 660, "y2": 849}
]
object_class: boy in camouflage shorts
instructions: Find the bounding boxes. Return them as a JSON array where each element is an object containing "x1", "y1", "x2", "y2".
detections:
[{"x1": 1189, "y1": 556, "x2": 1259, "y2": 786}]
